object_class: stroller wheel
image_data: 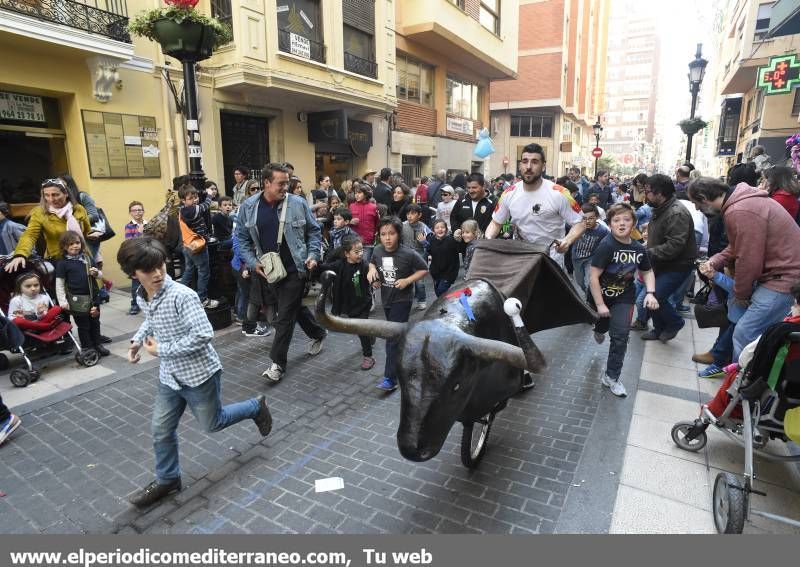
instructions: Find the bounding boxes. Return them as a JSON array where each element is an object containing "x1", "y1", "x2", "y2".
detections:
[
  {"x1": 713, "y1": 472, "x2": 746, "y2": 534},
  {"x1": 0, "y1": 353, "x2": 8, "y2": 371},
  {"x1": 671, "y1": 420, "x2": 708, "y2": 452},
  {"x1": 78, "y1": 349, "x2": 100, "y2": 367},
  {"x1": 9, "y1": 369, "x2": 30, "y2": 388},
  {"x1": 29, "y1": 369, "x2": 41, "y2": 383}
]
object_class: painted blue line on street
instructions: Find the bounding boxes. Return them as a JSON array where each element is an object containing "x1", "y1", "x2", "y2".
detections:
[{"x1": 193, "y1": 414, "x2": 369, "y2": 533}]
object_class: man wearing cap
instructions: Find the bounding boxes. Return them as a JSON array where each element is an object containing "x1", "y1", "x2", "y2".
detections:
[
  {"x1": 435, "y1": 184, "x2": 457, "y2": 230},
  {"x1": 363, "y1": 170, "x2": 377, "y2": 189}
]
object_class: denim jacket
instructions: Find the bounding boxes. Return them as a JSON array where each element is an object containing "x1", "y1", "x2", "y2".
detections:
[{"x1": 236, "y1": 193, "x2": 321, "y2": 275}]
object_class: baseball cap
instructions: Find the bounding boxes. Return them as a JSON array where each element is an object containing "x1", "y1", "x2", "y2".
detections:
[{"x1": 441, "y1": 185, "x2": 454, "y2": 194}]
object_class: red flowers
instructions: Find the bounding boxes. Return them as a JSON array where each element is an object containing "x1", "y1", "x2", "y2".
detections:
[{"x1": 164, "y1": 0, "x2": 199, "y2": 8}]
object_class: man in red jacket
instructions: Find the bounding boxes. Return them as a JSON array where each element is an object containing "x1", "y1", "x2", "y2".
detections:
[{"x1": 689, "y1": 177, "x2": 800, "y2": 361}]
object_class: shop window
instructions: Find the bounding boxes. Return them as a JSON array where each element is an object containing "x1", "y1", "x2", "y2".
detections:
[
  {"x1": 397, "y1": 54, "x2": 434, "y2": 107},
  {"x1": 510, "y1": 114, "x2": 553, "y2": 138},
  {"x1": 446, "y1": 75, "x2": 480, "y2": 121},
  {"x1": 278, "y1": 0, "x2": 325, "y2": 63},
  {"x1": 480, "y1": 0, "x2": 500, "y2": 35}
]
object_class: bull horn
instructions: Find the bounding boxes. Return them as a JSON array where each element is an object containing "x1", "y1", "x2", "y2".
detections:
[
  {"x1": 459, "y1": 332, "x2": 546, "y2": 373},
  {"x1": 315, "y1": 271, "x2": 406, "y2": 339}
]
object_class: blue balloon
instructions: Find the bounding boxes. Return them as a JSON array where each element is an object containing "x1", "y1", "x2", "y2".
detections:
[{"x1": 474, "y1": 128, "x2": 495, "y2": 159}]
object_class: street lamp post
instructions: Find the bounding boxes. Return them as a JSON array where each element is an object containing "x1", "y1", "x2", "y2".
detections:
[
  {"x1": 685, "y1": 43, "x2": 708, "y2": 164},
  {"x1": 592, "y1": 117, "x2": 603, "y2": 176}
]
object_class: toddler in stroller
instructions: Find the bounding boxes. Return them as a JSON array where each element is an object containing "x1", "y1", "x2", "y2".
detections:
[
  {"x1": 671, "y1": 281, "x2": 800, "y2": 533},
  {"x1": 0, "y1": 261, "x2": 98, "y2": 387}
]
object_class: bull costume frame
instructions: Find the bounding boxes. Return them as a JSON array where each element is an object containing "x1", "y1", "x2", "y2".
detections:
[{"x1": 316, "y1": 240, "x2": 597, "y2": 468}]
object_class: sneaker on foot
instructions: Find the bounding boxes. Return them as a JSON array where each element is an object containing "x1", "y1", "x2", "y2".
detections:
[
  {"x1": 253, "y1": 395, "x2": 272, "y2": 436},
  {"x1": 601, "y1": 375, "x2": 627, "y2": 397},
  {"x1": 641, "y1": 330, "x2": 660, "y2": 341},
  {"x1": 202, "y1": 298, "x2": 220, "y2": 309},
  {"x1": 376, "y1": 377, "x2": 398, "y2": 391},
  {"x1": 262, "y1": 362, "x2": 284, "y2": 382},
  {"x1": 256, "y1": 323, "x2": 272, "y2": 336},
  {"x1": 127, "y1": 306, "x2": 140, "y2": 315},
  {"x1": 128, "y1": 478, "x2": 181, "y2": 508},
  {"x1": 94, "y1": 344, "x2": 111, "y2": 357},
  {"x1": 242, "y1": 326, "x2": 270, "y2": 338},
  {"x1": 0, "y1": 414, "x2": 21, "y2": 446},
  {"x1": 360, "y1": 356, "x2": 375, "y2": 370},
  {"x1": 307, "y1": 332, "x2": 327, "y2": 356},
  {"x1": 699, "y1": 363, "x2": 725, "y2": 379},
  {"x1": 416, "y1": 302, "x2": 427, "y2": 311},
  {"x1": 659, "y1": 326, "x2": 683, "y2": 343},
  {"x1": 630, "y1": 320, "x2": 648, "y2": 331},
  {"x1": 593, "y1": 331, "x2": 606, "y2": 344}
]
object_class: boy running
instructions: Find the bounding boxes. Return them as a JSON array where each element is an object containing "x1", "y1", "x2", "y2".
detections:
[
  {"x1": 588, "y1": 204, "x2": 659, "y2": 397},
  {"x1": 118, "y1": 236, "x2": 272, "y2": 508}
]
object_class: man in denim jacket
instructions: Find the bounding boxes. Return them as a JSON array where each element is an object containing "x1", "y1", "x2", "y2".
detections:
[{"x1": 236, "y1": 163, "x2": 327, "y2": 382}]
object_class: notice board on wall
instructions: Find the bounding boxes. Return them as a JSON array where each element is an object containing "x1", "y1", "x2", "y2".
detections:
[{"x1": 82, "y1": 110, "x2": 161, "y2": 178}]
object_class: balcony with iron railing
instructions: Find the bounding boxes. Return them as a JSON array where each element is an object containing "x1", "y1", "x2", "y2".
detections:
[
  {"x1": 0, "y1": 0, "x2": 130, "y2": 42},
  {"x1": 277, "y1": 28, "x2": 325, "y2": 64},
  {"x1": 344, "y1": 51, "x2": 377, "y2": 79}
]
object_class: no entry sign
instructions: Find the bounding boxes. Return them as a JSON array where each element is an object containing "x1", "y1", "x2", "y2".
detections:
[{"x1": 592, "y1": 147, "x2": 603, "y2": 158}]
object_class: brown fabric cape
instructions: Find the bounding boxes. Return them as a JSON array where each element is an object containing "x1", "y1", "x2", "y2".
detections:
[{"x1": 467, "y1": 239, "x2": 598, "y2": 334}]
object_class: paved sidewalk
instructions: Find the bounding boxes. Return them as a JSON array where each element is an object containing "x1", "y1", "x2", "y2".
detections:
[{"x1": 609, "y1": 317, "x2": 800, "y2": 534}]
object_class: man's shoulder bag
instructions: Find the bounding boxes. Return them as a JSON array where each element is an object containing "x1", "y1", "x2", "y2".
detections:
[
  {"x1": 259, "y1": 199, "x2": 289, "y2": 284},
  {"x1": 179, "y1": 215, "x2": 206, "y2": 255}
]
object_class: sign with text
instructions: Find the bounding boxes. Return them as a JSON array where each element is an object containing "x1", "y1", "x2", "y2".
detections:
[
  {"x1": 0, "y1": 91, "x2": 45, "y2": 123},
  {"x1": 348, "y1": 119, "x2": 373, "y2": 157},
  {"x1": 757, "y1": 54, "x2": 800, "y2": 95},
  {"x1": 446, "y1": 115, "x2": 473, "y2": 136},
  {"x1": 82, "y1": 111, "x2": 161, "y2": 178},
  {"x1": 289, "y1": 32, "x2": 311, "y2": 59}
]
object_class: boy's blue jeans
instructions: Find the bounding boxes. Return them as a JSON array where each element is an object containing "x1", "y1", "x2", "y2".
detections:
[
  {"x1": 595, "y1": 302, "x2": 634, "y2": 381},
  {"x1": 572, "y1": 257, "x2": 591, "y2": 294},
  {"x1": 181, "y1": 247, "x2": 210, "y2": 301},
  {"x1": 152, "y1": 370, "x2": 259, "y2": 483},
  {"x1": 414, "y1": 281, "x2": 427, "y2": 304},
  {"x1": 651, "y1": 270, "x2": 691, "y2": 335}
]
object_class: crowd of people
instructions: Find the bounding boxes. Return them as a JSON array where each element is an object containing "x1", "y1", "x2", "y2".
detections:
[{"x1": 1, "y1": 142, "x2": 800, "y2": 511}]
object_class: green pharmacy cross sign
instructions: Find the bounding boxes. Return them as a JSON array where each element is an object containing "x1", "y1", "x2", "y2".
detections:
[{"x1": 757, "y1": 54, "x2": 800, "y2": 95}]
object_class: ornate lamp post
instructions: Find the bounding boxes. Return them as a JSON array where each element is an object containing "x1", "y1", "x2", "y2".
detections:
[
  {"x1": 129, "y1": 0, "x2": 231, "y2": 192},
  {"x1": 592, "y1": 117, "x2": 603, "y2": 176},
  {"x1": 685, "y1": 44, "x2": 708, "y2": 164}
]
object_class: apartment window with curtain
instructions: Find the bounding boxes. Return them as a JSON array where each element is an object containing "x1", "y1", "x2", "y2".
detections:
[
  {"x1": 448, "y1": 0, "x2": 466, "y2": 9},
  {"x1": 397, "y1": 54, "x2": 434, "y2": 107},
  {"x1": 446, "y1": 75, "x2": 480, "y2": 120},
  {"x1": 277, "y1": 0, "x2": 325, "y2": 63},
  {"x1": 754, "y1": 3, "x2": 774, "y2": 41},
  {"x1": 343, "y1": 0, "x2": 376, "y2": 78},
  {"x1": 480, "y1": 0, "x2": 500, "y2": 35}
]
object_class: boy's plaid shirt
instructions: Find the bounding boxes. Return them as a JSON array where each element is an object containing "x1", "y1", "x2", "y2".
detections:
[{"x1": 132, "y1": 276, "x2": 221, "y2": 390}]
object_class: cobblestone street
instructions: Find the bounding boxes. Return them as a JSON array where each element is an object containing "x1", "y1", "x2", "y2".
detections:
[{"x1": 0, "y1": 305, "x2": 630, "y2": 534}]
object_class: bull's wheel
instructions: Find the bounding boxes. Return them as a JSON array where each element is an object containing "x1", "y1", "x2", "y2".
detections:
[{"x1": 461, "y1": 412, "x2": 494, "y2": 468}]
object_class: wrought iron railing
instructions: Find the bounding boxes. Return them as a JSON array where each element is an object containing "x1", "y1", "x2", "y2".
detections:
[
  {"x1": 278, "y1": 28, "x2": 325, "y2": 64},
  {"x1": 0, "y1": 0, "x2": 131, "y2": 42},
  {"x1": 344, "y1": 51, "x2": 377, "y2": 79}
]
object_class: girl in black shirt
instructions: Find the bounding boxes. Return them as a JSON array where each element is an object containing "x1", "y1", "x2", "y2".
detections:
[{"x1": 426, "y1": 220, "x2": 462, "y2": 297}]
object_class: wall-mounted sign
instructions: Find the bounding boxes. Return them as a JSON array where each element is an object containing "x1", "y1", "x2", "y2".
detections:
[
  {"x1": 0, "y1": 92, "x2": 45, "y2": 123},
  {"x1": 757, "y1": 54, "x2": 800, "y2": 95},
  {"x1": 308, "y1": 110, "x2": 348, "y2": 143},
  {"x1": 348, "y1": 120, "x2": 373, "y2": 157},
  {"x1": 82, "y1": 110, "x2": 161, "y2": 178},
  {"x1": 289, "y1": 32, "x2": 311, "y2": 59},
  {"x1": 446, "y1": 115, "x2": 473, "y2": 136}
]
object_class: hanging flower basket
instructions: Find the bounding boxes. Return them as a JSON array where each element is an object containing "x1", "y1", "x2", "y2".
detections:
[
  {"x1": 678, "y1": 117, "x2": 708, "y2": 136},
  {"x1": 128, "y1": 0, "x2": 232, "y2": 61}
]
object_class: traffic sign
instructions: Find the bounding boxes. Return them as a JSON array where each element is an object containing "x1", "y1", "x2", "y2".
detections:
[{"x1": 591, "y1": 147, "x2": 603, "y2": 158}]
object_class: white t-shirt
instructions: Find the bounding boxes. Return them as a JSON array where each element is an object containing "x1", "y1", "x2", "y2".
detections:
[
  {"x1": 492, "y1": 179, "x2": 583, "y2": 248},
  {"x1": 9, "y1": 293, "x2": 50, "y2": 319},
  {"x1": 436, "y1": 200, "x2": 456, "y2": 229}
]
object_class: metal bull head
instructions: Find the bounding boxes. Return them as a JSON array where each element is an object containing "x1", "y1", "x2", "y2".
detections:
[{"x1": 315, "y1": 273, "x2": 546, "y2": 462}]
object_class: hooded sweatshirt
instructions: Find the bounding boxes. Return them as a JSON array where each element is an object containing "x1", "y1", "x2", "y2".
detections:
[{"x1": 710, "y1": 182, "x2": 800, "y2": 299}]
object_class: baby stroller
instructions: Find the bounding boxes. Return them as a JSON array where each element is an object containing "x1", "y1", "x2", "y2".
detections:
[
  {"x1": 0, "y1": 257, "x2": 99, "y2": 387},
  {"x1": 670, "y1": 329, "x2": 800, "y2": 534}
]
